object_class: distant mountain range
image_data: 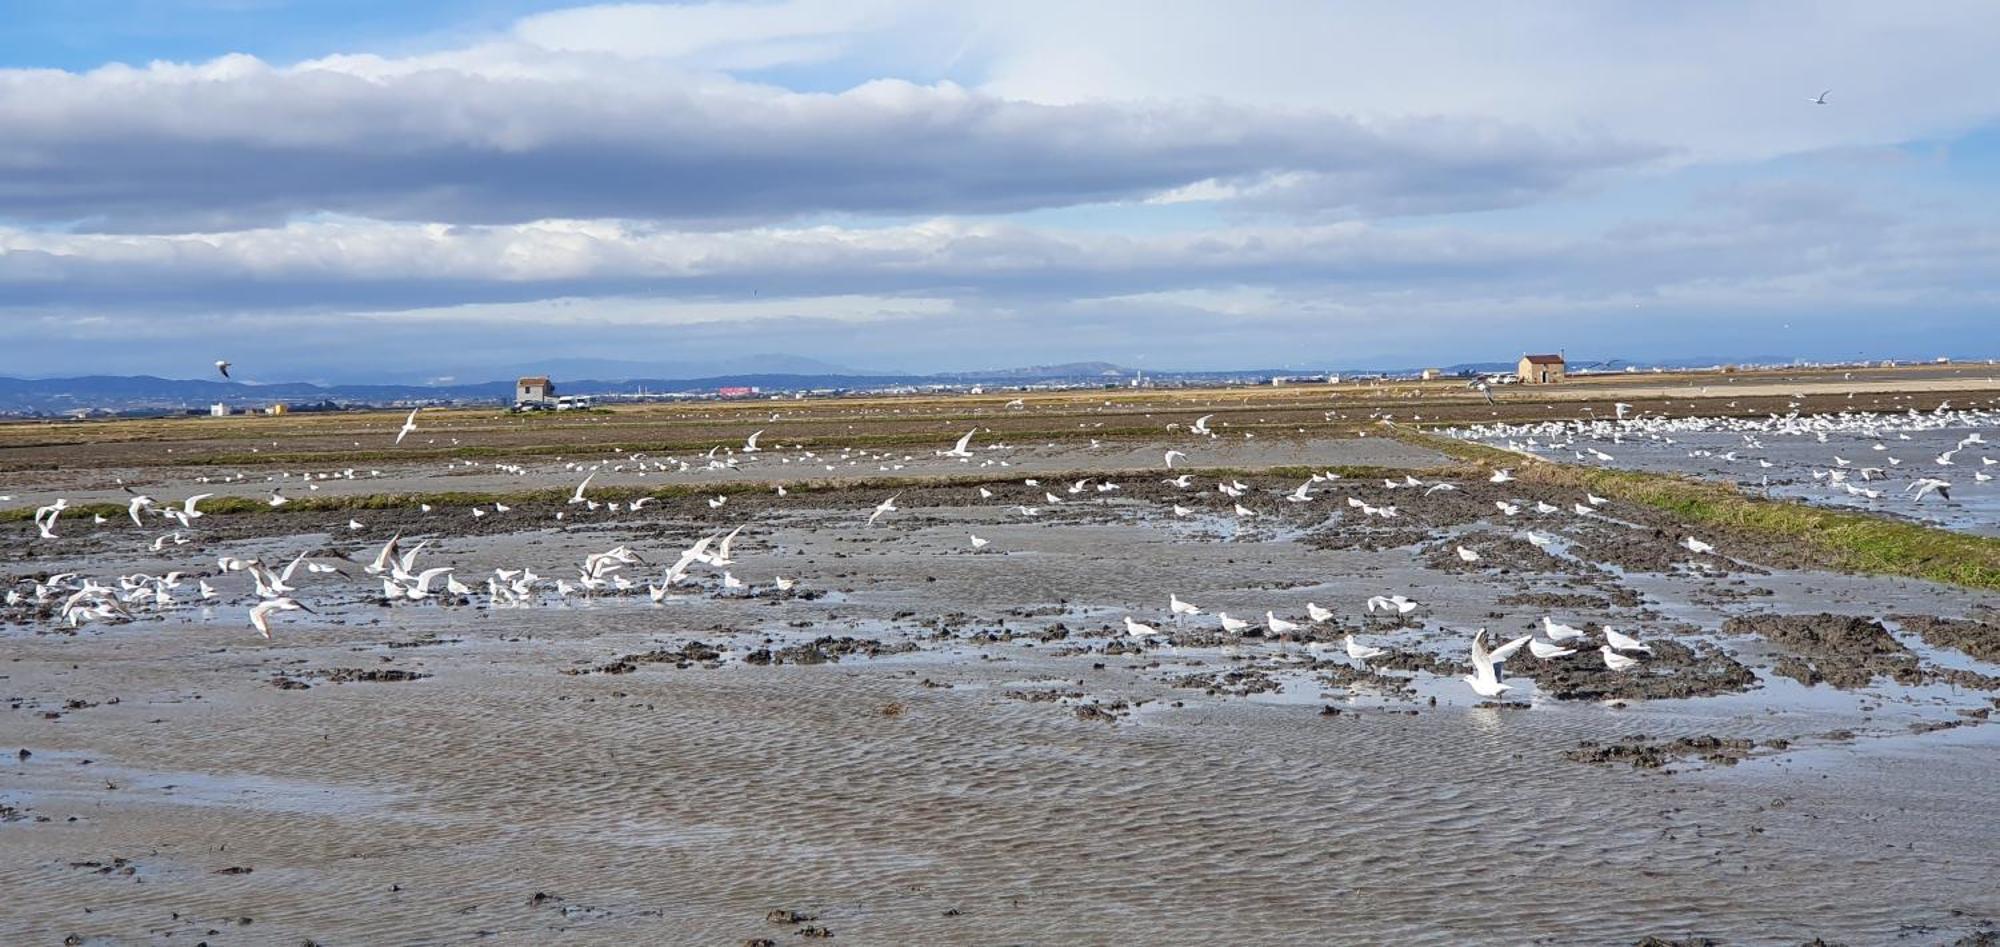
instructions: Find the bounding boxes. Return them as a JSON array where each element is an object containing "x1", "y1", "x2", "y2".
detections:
[
  {"x1": 0, "y1": 362, "x2": 1155, "y2": 414},
  {"x1": 0, "y1": 354, "x2": 1823, "y2": 415}
]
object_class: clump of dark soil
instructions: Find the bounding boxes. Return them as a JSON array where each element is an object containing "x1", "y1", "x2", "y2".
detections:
[
  {"x1": 1519, "y1": 640, "x2": 1759, "y2": 700},
  {"x1": 1566, "y1": 734, "x2": 1760, "y2": 770},
  {"x1": 1170, "y1": 668, "x2": 1282, "y2": 697},
  {"x1": 1497, "y1": 592, "x2": 1612, "y2": 610},
  {"x1": 308, "y1": 668, "x2": 432, "y2": 684},
  {"x1": 1723, "y1": 613, "x2": 1920, "y2": 689},
  {"x1": 567, "y1": 642, "x2": 725, "y2": 674},
  {"x1": 1892, "y1": 614, "x2": 2000, "y2": 664},
  {"x1": 745, "y1": 636, "x2": 917, "y2": 666}
]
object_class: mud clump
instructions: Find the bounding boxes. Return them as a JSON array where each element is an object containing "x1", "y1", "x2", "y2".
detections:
[
  {"x1": 1520, "y1": 640, "x2": 1758, "y2": 701},
  {"x1": 1170, "y1": 668, "x2": 1281, "y2": 697},
  {"x1": 743, "y1": 636, "x2": 917, "y2": 666},
  {"x1": 1892, "y1": 615, "x2": 2000, "y2": 664},
  {"x1": 1567, "y1": 734, "x2": 1758, "y2": 770},
  {"x1": 309, "y1": 668, "x2": 431, "y2": 684},
  {"x1": 1723, "y1": 613, "x2": 1920, "y2": 689},
  {"x1": 568, "y1": 642, "x2": 724, "y2": 674}
]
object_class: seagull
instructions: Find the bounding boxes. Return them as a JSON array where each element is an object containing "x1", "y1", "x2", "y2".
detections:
[
  {"x1": 1528, "y1": 639, "x2": 1577, "y2": 659},
  {"x1": 248, "y1": 597, "x2": 313, "y2": 639},
  {"x1": 938, "y1": 429, "x2": 976, "y2": 458},
  {"x1": 1603, "y1": 627, "x2": 1652, "y2": 653},
  {"x1": 1170, "y1": 594, "x2": 1202, "y2": 618},
  {"x1": 1306, "y1": 602, "x2": 1334, "y2": 623},
  {"x1": 1542, "y1": 616, "x2": 1585, "y2": 641},
  {"x1": 1456, "y1": 546, "x2": 1481, "y2": 563},
  {"x1": 1808, "y1": 89, "x2": 1830, "y2": 105},
  {"x1": 1190, "y1": 415, "x2": 1215, "y2": 436},
  {"x1": 1682, "y1": 536, "x2": 1716, "y2": 555},
  {"x1": 1124, "y1": 616, "x2": 1159, "y2": 637},
  {"x1": 1266, "y1": 611, "x2": 1300, "y2": 636},
  {"x1": 1490, "y1": 469, "x2": 1514, "y2": 483},
  {"x1": 1344, "y1": 635, "x2": 1386, "y2": 660},
  {"x1": 1600, "y1": 645, "x2": 1640, "y2": 671},
  {"x1": 969, "y1": 534, "x2": 989, "y2": 549},
  {"x1": 1218, "y1": 612, "x2": 1251, "y2": 633},
  {"x1": 215, "y1": 359, "x2": 232, "y2": 379},
  {"x1": 742, "y1": 430, "x2": 764, "y2": 453},
  {"x1": 867, "y1": 494, "x2": 900, "y2": 526},
  {"x1": 1907, "y1": 478, "x2": 1952, "y2": 502},
  {"x1": 1366, "y1": 594, "x2": 1419, "y2": 614},
  {"x1": 395, "y1": 407, "x2": 421, "y2": 445},
  {"x1": 1464, "y1": 629, "x2": 1526, "y2": 697},
  {"x1": 1164, "y1": 450, "x2": 1187, "y2": 469}
]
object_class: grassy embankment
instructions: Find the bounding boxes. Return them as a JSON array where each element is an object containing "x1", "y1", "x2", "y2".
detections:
[{"x1": 1395, "y1": 427, "x2": 2000, "y2": 592}]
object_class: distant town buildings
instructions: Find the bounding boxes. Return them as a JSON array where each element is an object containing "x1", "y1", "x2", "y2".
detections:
[{"x1": 1518, "y1": 353, "x2": 1566, "y2": 384}]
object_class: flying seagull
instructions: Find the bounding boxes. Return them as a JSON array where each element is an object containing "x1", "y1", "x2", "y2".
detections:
[
  {"x1": 215, "y1": 359, "x2": 232, "y2": 379},
  {"x1": 395, "y1": 407, "x2": 421, "y2": 445},
  {"x1": 1808, "y1": 89, "x2": 1830, "y2": 105}
]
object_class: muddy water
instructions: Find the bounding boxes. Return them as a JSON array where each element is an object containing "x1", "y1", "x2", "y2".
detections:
[{"x1": 5, "y1": 481, "x2": 1999, "y2": 944}]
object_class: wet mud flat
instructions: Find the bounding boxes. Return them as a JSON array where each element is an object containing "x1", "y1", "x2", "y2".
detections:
[{"x1": 5, "y1": 464, "x2": 2000, "y2": 944}]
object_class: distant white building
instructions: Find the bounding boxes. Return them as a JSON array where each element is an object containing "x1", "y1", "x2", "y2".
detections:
[
  {"x1": 516, "y1": 376, "x2": 555, "y2": 408},
  {"x1": 209, "y1": 403, "x2": 230, "y2": 417}
]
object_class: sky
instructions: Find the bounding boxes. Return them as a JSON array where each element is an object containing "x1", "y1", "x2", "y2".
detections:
[{"x1": 1, "y1": 1, "x2": 1998, "y2": 383}]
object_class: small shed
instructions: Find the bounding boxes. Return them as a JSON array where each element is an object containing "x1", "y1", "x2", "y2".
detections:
[
  {"x1": 517, "y1": 376, "x2": 556, "y2": 407},
  {"x1": 1517, "y1": 354, "x2": 1566, "y2": 385}
]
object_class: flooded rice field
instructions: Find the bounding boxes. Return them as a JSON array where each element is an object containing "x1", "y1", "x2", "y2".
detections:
[
  {"x1": 1451, "y1": 401, "x2": 2000, "y2": 537},
  {"x1": 4, "y1": 422, "x2": 1999, "y2": 945}
]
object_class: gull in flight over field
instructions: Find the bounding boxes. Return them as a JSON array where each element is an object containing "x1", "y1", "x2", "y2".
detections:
[
  {"x1": 1190, "y1": 414, "x2": 1215, "y2": 436},
  {"x1": 867, "y1": 494, "x2": 900, "y2": 526},
  {"x1": 1907, "y1": 478, "x2": 1952, "y2": 502},
  {"x1": 395, "y1": 407, "x2": 421, "y2": 445},
  {"x1": 215, "y1": 359, "x2": 231, "y2": 379},
  {"x1": 1164, "y1": 450, "x2": 1187, "y2": 469},
  {"x1": 1490, "y1": 469, "x2": 1514, "y2": 483},
  {"x1": 1366, "y1": 594, "x2": 1418, "y2": 614},
  {"x1": 569, "y1": 472, "x2": 595, "y2": 506},
  {"x1": 939, "y1": 429, "x2": 976, "y2": 458},
  {"x1": 248, "y1": 597, "x2": 313, "y2": 639}
]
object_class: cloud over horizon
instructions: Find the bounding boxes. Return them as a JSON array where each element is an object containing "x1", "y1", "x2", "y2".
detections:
[{"x1": 1, "y1": 1, "x2": 1997, "y2": 380}]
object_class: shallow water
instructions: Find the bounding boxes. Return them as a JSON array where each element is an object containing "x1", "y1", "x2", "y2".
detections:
[{"x1": 4, "y1": 470, "x2": 1997, "y2": 944}]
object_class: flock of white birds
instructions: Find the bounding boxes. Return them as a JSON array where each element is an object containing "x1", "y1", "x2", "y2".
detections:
[
  {"x1": 1450, "y1": 402, "x2": 1996, "y2": 513},
  {"x1": 8, "y1": 405, "x2": 1724, "y2": 700}
]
